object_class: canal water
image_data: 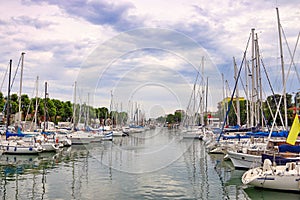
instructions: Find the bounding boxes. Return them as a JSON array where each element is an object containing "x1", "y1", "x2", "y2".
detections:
[{"x1": 0, "y1": 128, "x2": 299, "y2": 199}]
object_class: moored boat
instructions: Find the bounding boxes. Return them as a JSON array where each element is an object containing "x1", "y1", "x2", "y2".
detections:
[
  {"x1": 226, "y1": 149, "x2": 262, "y2": 169},
  {"x1": 67, "y1": 131, "x2": 95, "y2": 145},
  {"x1": 0, "y1": 139, "x2": 43, "y2": 154},
  {"x1": 242, "y1": 159, "x2": 300, "y2": 192}
]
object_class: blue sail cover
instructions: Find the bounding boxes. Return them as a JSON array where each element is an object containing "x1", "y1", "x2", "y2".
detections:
[
  {"x1": 222, "y1": 134, "x2": 250, "y2": 140},
  {"x1": 246, "y1": 130, "x2": 289, "y2": 138},
  {"x1": 5, "y1": 130, "x2": 25, "y2": 139},
  {"x1": 262, "y1": 153, "x2": 300, "y2": 165},
  {"x1": 278, "y1": 144, "x2": 300, "y2": 153},
  {"x1": 221, "y1": 130, "x2": 289, "y2": 140},
  {"x1": 129, "y1": 125, "x2": 144, "y2": 128}
]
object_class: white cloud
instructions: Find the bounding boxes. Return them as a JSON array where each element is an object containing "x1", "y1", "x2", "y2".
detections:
[{"x1": 0, "y1": 0, "x2": 299, "y2": 118}]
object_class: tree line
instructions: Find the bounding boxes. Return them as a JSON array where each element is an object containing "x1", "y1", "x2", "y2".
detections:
[
  {"x1": 222, "y1": 93, "x2": 295, "y2": 126},
  {"x1": 160, "y1": 93, "x2": 296, "y2": 127},
  {"x1": 0, "y1": 92, "x2": 127, "y2": 126}
]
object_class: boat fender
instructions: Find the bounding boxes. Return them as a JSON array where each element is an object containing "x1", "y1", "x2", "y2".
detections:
[
  {"x1": 6, "y1": 146, "x2": 9, "y2": 150},
  {"x1": 55, "y1": 138, "x2": 59, "y2": 143},
  {"x1": 14, "y1": 147, "x2": 17, "y2": 151},
  {"x1": 286, "y1": 163, "x2": 291, "y2": 172},
  {"x1": 291, "y1": 162, "x2": 296, "y2": 170},
  {"x1": 29, "y1": 147, "x2": 33, "y2": 151}
]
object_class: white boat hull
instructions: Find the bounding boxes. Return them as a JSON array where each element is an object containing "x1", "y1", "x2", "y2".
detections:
[
  {"x1": 227, "y1": 150, "x2": 261, "y2": 169},
  {"x1": 68, "y1": 131, "x2": 95, "y2": 145},
  {"x1": 242, "y1": 159, "x2": 300, "y2": 191},
  {"x1": 69, "y1": 137, "x2": 94, "y2": 145},
  {"x1": 41, "y1": 143, "x2": 60, "y2": 152},
  {"x1": 1, "y1": 145, "x2": 42, "y2": 154},
  {"x1": 0, "y1": 140, "x2": 43, "y2": 154}
]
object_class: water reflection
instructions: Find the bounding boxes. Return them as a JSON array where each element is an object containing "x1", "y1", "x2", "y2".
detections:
[
  {"x1": 0, "y1": 129, "x2": 299, "y2": 199},
  {"x1": 0, "y1": 151, "x2": 60, "y2": 200},
  {"x1": 244, "y1": 187, "x2": 300, "y2": 200}
]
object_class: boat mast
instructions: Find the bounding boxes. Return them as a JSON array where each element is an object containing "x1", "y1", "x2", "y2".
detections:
[
  {"x1": 44, "y1": 82, "x2": 48, "y2": 131},
  {"x1": 72, "y1": 81, "x2": 77, "y2": 131},
  {"x1": 18, "y1": 52, "x2": 25, "y2": 127},
  {"x1": 251, "y1": 28, "x2": 255, "y2": 127},
  {"x1": 34, "y1": 76, "x2": 39, "y2": 130},
  {"x1": 225, "y1": 80, "x2": 229, "y2": 125},
  {"x1": 110, "y1": 90, "x2": 113, "y2": 126},
  {"x1": 200, "y1": 57, "x2": 205, "y2": 126},
  {"x1": 245, "y1": 55, "x2": 250, "y2": 127},
  {"x1": 222, "y1": 73, "x2": 226, "y2": 123},
  {"x1": 6, "y1": 60, "x2": 12, "y2": 132},
  {"x1": 276, "y1": 7, "x2": 288, "y2": 130},
  {"x1": 205, "y1": 76, "x2": 208, "y2": 125},
  {"x1": 234, "y1": 57, "x2": 240, "y2": 126},
  {"x1": 255, "y1": 33, "x2": 264, "y2": 127}
]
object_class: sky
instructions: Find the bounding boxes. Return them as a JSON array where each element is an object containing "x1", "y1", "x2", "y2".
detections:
[{"x1": 0, "y1": 0, "x2": 299, "y2": 118}]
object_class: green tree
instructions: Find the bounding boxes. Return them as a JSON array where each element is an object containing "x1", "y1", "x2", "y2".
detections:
[
  {"x1": 21, "y1": 94, "x2": 32, "y2": 120},
  {"x1": 156, "y1": 116, "x2": 166, "y2": 124},
  {"x1": 98, "y1": 107, "x2": 109, "y2": 120},
  {"x1": 52, "y1": 99, "x2": 63, "y2": 123},
  {"x1": 174, "y1": 111, "x2": 182, "y2": 123},
  {"x1": 46, "y1": 98, "x2": 56, "y2": 121},
  {"x1": 38, "y1": 98, "x2": 45, "y2": 122},
  {"x1": 0, "y1": 92, "x2": 5, "y2": 113},
  {"x1": 10, "y1": 97, "x2": 18, "y2": 115},
  {"x1": 62, "y1": 101, "x2": 73, "y2": 122},
  {"x1": 264, "y1": 93, "x2": 293, "y2": 126},
  {"x1": 166, "y1": 114, "x2": 175, "y2": 124},
  {"x1": 10, "y1": 93, "x2": 19, "y2": 114}
]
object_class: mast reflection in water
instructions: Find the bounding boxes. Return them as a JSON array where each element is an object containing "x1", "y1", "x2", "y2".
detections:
[{"x1": 0, "y1": 128, "x2": 298, "y2": 199}]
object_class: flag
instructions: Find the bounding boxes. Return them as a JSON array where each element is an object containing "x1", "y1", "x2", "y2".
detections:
[{"x1": 286, "y1": 114, "x2": 300, "y2": 145}]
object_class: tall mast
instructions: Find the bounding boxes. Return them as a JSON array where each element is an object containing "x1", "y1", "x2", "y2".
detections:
[
  {"x1": 255, "y1": 33, "x2": 264, "y2": 127},
  {"x1": 72, "y1": 81, "x2": 77, "y2": 131},
  {"x1": 225, "y1": 80, "x2": 229, "y2": 125},
  {"x1": 205, "y1": 77, "x2": 208, "y2": 114},
  {"x1": 276, "y1": 7, "x2": 288, "y2": 130},
  {"x1": 234, "y1": 57, "x2": 240, "y2": 126},
  {"x1": 200, "y1": 57, "x2": 205, "y2": 126},
  {"x1": 110, "y1": 90, "x2": 113, "y2": 126},
  {"x1": 87, "y1": 93, "x2": 90, "y2": 127},
  {"x1": 221, "y1": 73, "x2": 226, "y2": 122},
  {"x1": 193, "y1": 75, "x2": 196, "y2": 125},
  {"x1": 255, "y1": 34, "x2": 260, "y2": 125},
  {"x1": 245, "y1": 55, "x2": 250, "y2": 127},
  {"x1": 251, "y1": 28, "x2": 255, "y2": 127},
  {"x1": 110, "y1": 90, "x2": 113, "y2": 113},
  {"x1": 6, "y1": 60, "x2": 12, "y2": 132},
  {"x1": 18, "y1": 52, "x2": 25, "y2": 126},
  {"x1": 34, "y1": 76, "x2": 39, "y2": 130},
  {"x1": 44, "y1": 82, "x2": 48, "y2": 131}
]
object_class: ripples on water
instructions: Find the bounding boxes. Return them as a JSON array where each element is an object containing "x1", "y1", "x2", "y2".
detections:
[{"x1": 0, "y1": 128, "x2": 299, "y2": 199}]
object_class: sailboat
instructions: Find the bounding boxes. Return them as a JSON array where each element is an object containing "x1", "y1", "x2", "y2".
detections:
[
  {"x1": 224, "y1": 7, "x2": 296, "y2": 169},
  {"x1": 182, "y1": 58, "x2": 206, "y2": 140},
  {"x1": 242, "y1": 113, "x2": 300, "y2": 191},
  {"x1": 67, "y1": 82, "x2": 97, "y2": 144},
  {"x1": 1, "y1": 57, "x2": 43, "y2": 154},
  {"x1": 242, "y1": 159, "x2": 300, "y2": 191}
]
